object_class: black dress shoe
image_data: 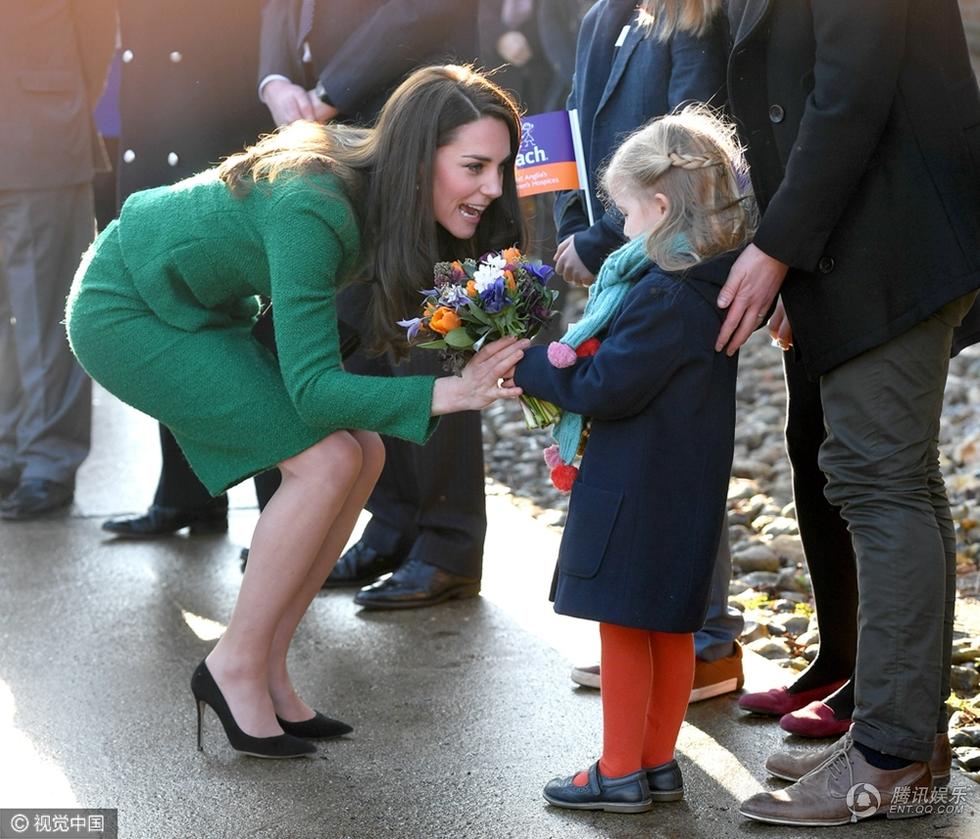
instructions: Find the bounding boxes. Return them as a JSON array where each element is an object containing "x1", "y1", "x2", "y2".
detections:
[
  {"x1": 321, "y1": 540, "x2": 405, "y2": 588},
  {"x1": 353, "y1": 557, "x2": 480, "y2": 610},
  {"x1": 0, "y1": 479, "x2": 73, "y2": 520},
  {"x1": 0, "y1": 468, "x2": 20, "y2": 499},
  {"x1": 102, "y1": 504, "x2": 228, "y2": 538}
]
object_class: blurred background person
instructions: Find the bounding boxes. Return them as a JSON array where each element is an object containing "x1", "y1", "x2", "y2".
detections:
[
  {"x1": 99, "y1": 0, "x2": 282, "y2": 540},
  {"x1": 0, "y1": 0, "x2": 115, "y2": 520},
  {"x1": 257, "y1": 0, "x2": 493, "y2": 610}
]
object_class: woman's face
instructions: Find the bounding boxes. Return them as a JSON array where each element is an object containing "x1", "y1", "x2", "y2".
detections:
[{"x1": 431, "y1": 116, "x2": 512, "y2": 239}]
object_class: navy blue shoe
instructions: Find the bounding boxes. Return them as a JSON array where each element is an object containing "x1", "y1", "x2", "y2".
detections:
[
  {"x1": 645, "y1": 759, "x2": 684, "y2": 801},
  {"x1": 543, "y1": 762, "x2": 652, "y2": 813}
]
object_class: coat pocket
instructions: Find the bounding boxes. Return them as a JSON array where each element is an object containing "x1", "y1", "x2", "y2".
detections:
[{"x1": 557, "y1": 481, "x2": 624, "y2": 579}]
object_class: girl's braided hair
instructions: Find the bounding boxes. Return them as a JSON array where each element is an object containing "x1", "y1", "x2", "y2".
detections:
[{"x1": 600, "y1": 104, "x2": 757, "y2": 272}]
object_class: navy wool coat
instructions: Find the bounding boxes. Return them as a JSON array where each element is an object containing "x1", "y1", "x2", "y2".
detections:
[{"x1": 514, "y1": 255, "x2": 738, "y2": 631}]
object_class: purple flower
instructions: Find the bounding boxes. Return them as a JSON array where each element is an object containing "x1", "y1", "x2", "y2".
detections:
[
  {"x1": 479, "y1": 276, "x2": 508, "y2": 314},
  {"x1": 397, "y1": 317, "x2": 423, "y2": 341},
  {"x1": 526, "y1": 262, "x2": 555, "y2": 284}
]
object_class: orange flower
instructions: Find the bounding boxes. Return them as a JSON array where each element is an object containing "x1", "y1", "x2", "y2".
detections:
[
  {"x1": 466, "y1": 280, "x2": 478, "y2": 297},
  {"x1": 504, "y1": 269, "x2": 517, "y2": 292},
  {"x1": 430, "y1": 306, "x2": 462, "y2": 335},
  {"x1": 502, "y1": 247, "x2": 522, "y2": 264}
]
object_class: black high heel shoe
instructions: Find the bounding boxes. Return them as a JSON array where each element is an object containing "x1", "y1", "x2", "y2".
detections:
[
  {"x1": 191, "y1": 661, "x2": 316, "y2": 759},
  {"x1": 103, "y1": 504, "x2": 228, "y2": 538},
  {"x1": 276, "y1": 711, "x2": 353, "y2": 739}
]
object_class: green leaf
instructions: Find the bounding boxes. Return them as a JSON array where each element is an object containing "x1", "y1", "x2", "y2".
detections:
[
  {"x1": 417, "y1": 339, "x2": 447, "y2": 349},
  {"x1": 444, "y1": 328, "x2": 475, "y2": 349},
  {"x1": 465, "y1": 303, "x2": 492, "y2": 326}
]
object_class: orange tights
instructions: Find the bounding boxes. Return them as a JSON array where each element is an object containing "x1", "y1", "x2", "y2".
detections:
[{"x1": 578, "y1": 622, "x2": 694, "y2": 782}]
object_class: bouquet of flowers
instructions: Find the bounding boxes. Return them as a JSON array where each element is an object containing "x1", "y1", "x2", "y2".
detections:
[{"x1": 397, "y1": 247, "x2": 562, "y2": 428}]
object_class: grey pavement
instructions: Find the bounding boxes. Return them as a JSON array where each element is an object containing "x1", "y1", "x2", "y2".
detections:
[{"x1": 0, "y1": 388, "x2": 978, "y2": 839}]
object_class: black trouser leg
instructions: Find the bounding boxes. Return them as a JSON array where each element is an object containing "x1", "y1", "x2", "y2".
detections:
[
  {"x1": 336, "y1": 283, "x2": 487, "y2": 577},
  {"x1": 153, "y1": 424, "x2": 227, "y2": 513},
  {"x1": 782, "y1": 351, "x2": 857, "y2": 697}
]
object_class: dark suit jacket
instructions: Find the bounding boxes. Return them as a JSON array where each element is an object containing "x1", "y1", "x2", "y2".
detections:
[
  {"x1": 0, "y1": 0, "x2": 115, "y2": 190},
  {"x1": 513, "y1": 256, "x2": 738, "y2": 631},
  {"x1": 117, "y1": 0, "x2": 273, "y2": 201},
  {"x1": 728, "y1": 0, "x2": 980, "y2": 377},
  {"x1": 259, "y1": 0, "x2": 479, "y2": 125},
  {"x1": 554, "y1": 0, "x2": 727, "y2": 273}
]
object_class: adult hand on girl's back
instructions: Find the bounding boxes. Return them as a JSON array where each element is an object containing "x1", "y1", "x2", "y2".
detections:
[
  {"x1": 555, "y1": 236, "x2": 595, "y2": 287},
  {"x1": 715, "y1": 243, "x2": 789, "y2": 355},
  {"x1": 430, "y1": 338, "x2": 530, "y2": 415}
]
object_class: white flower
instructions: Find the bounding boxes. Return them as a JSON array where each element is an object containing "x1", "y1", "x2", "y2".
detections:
[{"x1": 473, "y1": 254, "x2": 506, "y2": 292}]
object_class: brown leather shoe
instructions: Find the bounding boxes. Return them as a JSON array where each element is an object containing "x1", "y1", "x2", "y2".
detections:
[
  {"x1": 743, "y1": 734, "x2": 931, "y2": 826},
  {"x1": 766, "y1": 732, "x2": 951, "y2": 787}
]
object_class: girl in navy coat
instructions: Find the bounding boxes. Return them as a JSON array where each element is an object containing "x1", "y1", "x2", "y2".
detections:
[{"x1": 511, "y1": 107, "x2": 756, "y2": 813}]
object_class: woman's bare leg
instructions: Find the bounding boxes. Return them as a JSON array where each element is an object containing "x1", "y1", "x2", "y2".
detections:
[
  {"x1": 267, "y1": 431, "x2": 386, "y2": 721},
  {"x1": 204, "y1": 431, "x2": 364, "y2": 737}
]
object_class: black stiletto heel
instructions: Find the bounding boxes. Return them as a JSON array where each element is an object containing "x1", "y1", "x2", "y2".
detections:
[{"x1": 191, "y1": 661, "x2": 316, "y2": 759}]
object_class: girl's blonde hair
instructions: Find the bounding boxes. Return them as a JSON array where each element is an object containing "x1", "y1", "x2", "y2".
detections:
[
  {"x1": 638, "y1": 0, "x2": 724, "y2": 41},
  {"x1": 601, "y1": 105, "x2": 757, "y2": 272}
]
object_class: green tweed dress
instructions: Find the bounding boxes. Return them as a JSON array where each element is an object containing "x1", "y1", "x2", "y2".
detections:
[{"x1": 66, "y1": 170, "x2": 437, "y2": 495}]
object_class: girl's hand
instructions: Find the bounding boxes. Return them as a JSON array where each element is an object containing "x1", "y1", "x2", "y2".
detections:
[
  {"x1": 768, "y1": 298, "x2": 793, "y2": 351},
  {"x1": 554, "y1": 236, "x2": 596, "y2": 287},
  {"x1": 430, "y1": 338, "x2": 529, "y2": 415}
]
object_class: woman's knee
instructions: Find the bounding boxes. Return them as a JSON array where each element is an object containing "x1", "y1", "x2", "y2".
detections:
[
  {"x1": 280, "y1": 431, "x2": 363, "y2": 485},
  {"x1": 350, "y1": 430, "x2": 385, "y2": 482}
]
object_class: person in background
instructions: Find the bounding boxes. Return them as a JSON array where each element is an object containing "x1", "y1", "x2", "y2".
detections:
[
  {"x1": 258, "y1": 0, "x2": 493, "y2": 610},
  {"x1": 100, "y1": 0, "x2": 282, "y2": 540},
  {"x1": 0, "y1": 1, "x2": 115, "y2": 520}
]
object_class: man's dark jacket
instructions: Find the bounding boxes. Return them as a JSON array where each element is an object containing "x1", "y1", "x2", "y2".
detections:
[
  {"x1": 259, "y1": 0, "x2": 478, "y2": 124},
  {"x1": 728, "y1": 0, "x2": 980, "y2": 376}
]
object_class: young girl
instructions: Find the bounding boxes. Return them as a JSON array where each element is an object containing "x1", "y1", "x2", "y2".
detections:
[{"x1": 509, "y1": 106, "x2": 756, "y2": 811}]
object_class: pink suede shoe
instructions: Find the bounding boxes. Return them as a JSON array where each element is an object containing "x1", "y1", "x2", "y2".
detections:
[
  {"x1": 779, "y1": 700, "x2": 851, "y2": 738},
  {"x1": 737, "y1": 679, "x2": 847, "y2": 716}
]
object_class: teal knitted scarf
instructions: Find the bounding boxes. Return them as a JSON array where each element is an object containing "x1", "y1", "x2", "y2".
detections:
[{"x1": 551, "y1": 235, "x2": 651, "y2": 465}]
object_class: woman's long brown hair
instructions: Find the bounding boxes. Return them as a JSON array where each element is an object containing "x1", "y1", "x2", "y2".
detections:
[{"x1": 218, "y1": 64, "x2": 526, "y2": 359}]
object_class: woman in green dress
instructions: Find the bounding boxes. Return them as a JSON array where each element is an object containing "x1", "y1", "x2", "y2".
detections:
[{"x1": 66, "y1": 65, "x2": 529, "y2": 758}]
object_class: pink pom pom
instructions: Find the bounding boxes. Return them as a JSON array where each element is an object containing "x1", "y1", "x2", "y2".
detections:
[
  {"x1": 550, "y1": 464, "x2": 579, "y2": 493},
  {"x1": 542, "y1": 444, "x2": 562, "y2": 469},
  {"x1": 548, "y1": 341, "x2": 578, "y2": 368}
]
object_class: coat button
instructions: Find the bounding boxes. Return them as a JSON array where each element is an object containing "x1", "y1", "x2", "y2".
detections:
[
  {"x1": 122, "y1": 149, "x2": 136, "y2": 163},
  {"x1": 121, "y1": 49, "x2": 134, "y2": 63},
  {"x1": 169, "y1": 51, "x2": 183, "y2": 63},
  {"x1": 768, "y1": 104, "x2": 785, "y2": 124},
  {"x1": 167, "y1": 152, "x2": 179, "y2": 166},
  {"x1": 818, "y1": 256, "x2": 835, "y2": 274}
]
